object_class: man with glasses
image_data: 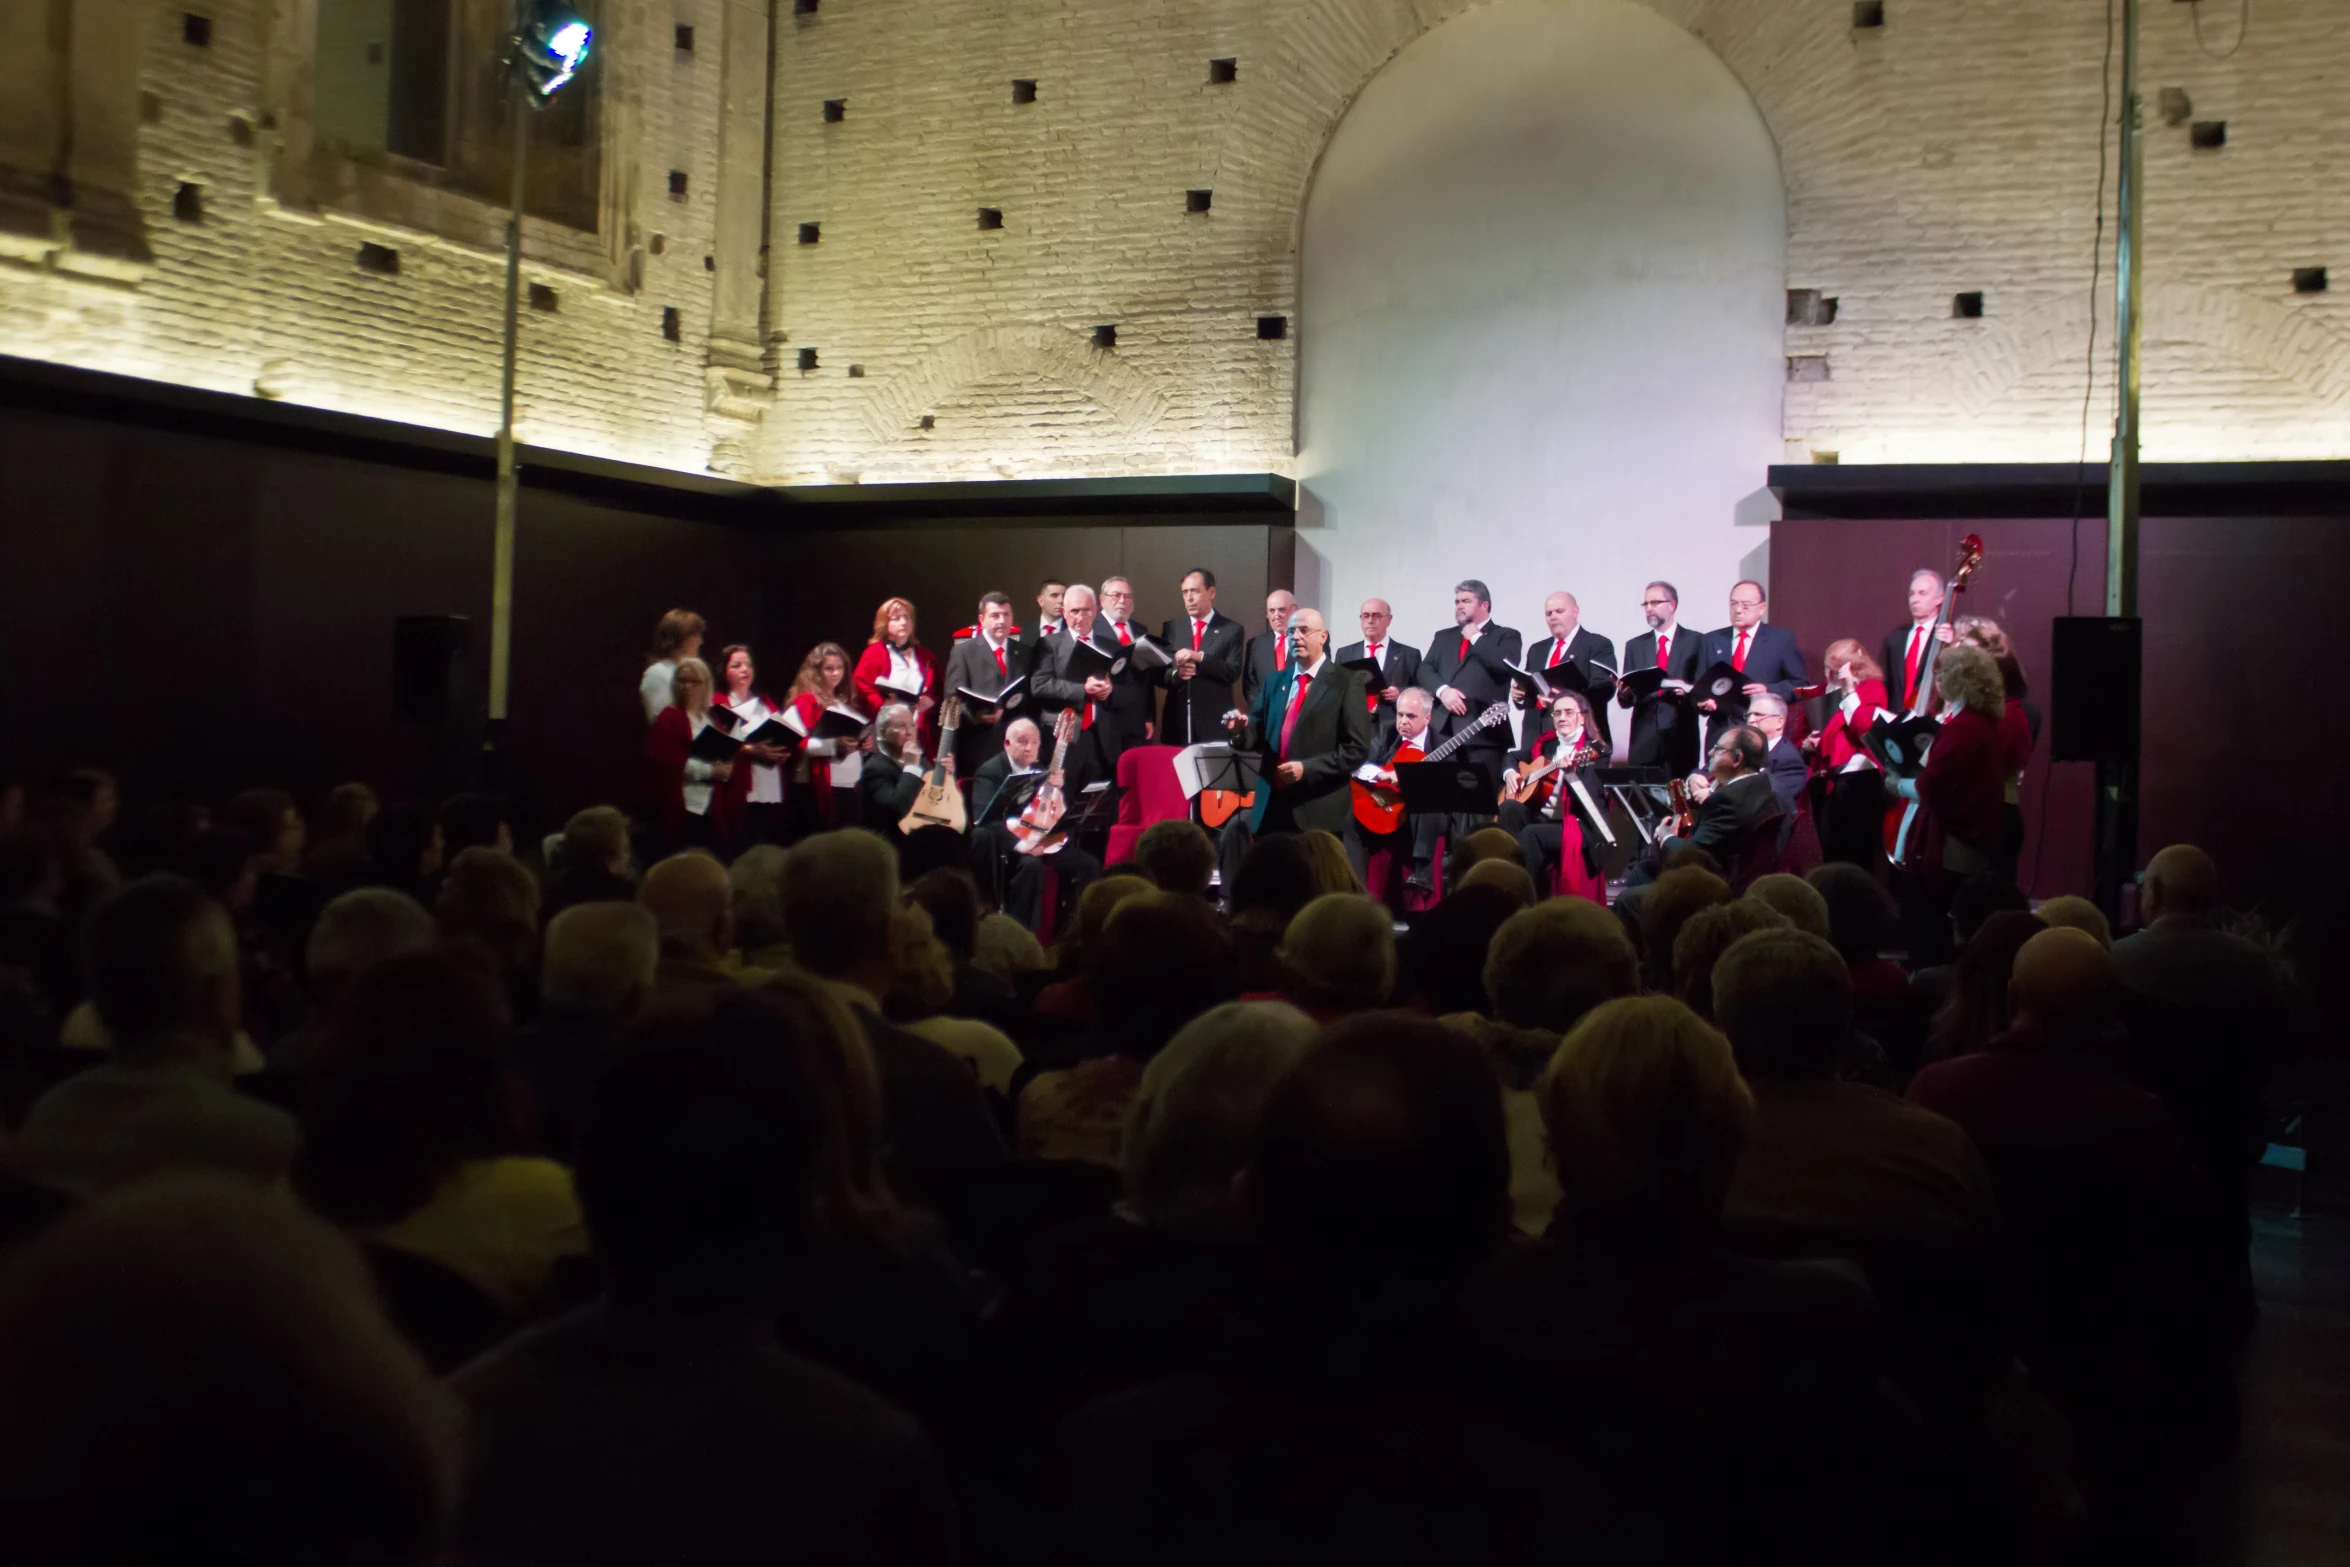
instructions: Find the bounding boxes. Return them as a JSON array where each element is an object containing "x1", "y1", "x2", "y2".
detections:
[
  {"x1": 1699, "y1": 580, "x2": 1806, "y2": 753},
  {"x1": 1617, "y1": 580, "x2": 1704, "y2": 777},
  {"x1": 1333, "y1": 598, "x2": 1422, "y2": 754}
]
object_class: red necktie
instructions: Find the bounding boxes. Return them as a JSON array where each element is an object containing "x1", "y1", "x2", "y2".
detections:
[
  {"x1": 1191, "y1": 619, "x2": 1205, "y2": 651},
  {"x1": 992, "y1": 643, "x2": 1007, "y2": 679},
  {"x1": 1656, "y1": 634, "x2": 1669, "y2": 671},
  {"x1": 1547, "y1": 640, "x2": 1565, "y2": 669},
  {"x1": 1116, "y1": 621, "x2": 1132, "y2": 647},
  {"x1": 1460, "y1": 632, "x2": 1472, "y2": 662},
  {"x1": 1732, "y1": 630, "x2": 1749, "y2": 673},
  {"x1": 1365, "y1": 644, "x2": 1382, "y2": 712},
  {"x1": 1906, "y1": 628, "x2": 1925, "y2": 706},
  {"x1": 1279, "y1": 673, "x2": 1311, "y2": 760}
]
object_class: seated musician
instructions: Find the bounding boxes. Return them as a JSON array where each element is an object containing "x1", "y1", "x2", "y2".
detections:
[
  {"x1": 968, "y1": 717, "x2": 1101, "y2": 933},
  {"x1": 1496, "y1": 690, "x2": 1609, "y2": 900},
  {"x1": 1343, "y1": 685, "x2": 1444, "y2": 889},
  {"x1": 1624, "y1": 727, "x2": 1780, "y2": 899},
  {"x1": 857, "y1": 704, "x2": 927, "y2": 841}
]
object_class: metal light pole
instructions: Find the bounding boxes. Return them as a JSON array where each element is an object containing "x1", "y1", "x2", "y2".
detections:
[{"x1": 2095, "y1": 0, "x2": 2144, "y2": 915}]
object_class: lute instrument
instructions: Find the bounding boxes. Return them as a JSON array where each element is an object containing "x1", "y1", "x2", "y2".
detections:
[
  {"x1": 1009, "y1": 708, "x2": 1079, "y2": 856},
  {"x1": 899, "y1": 696, "x2": 967, "y2": 834},
  {"x1": 1350, "y1": 702, "x2": 1510, "y2": 835}
]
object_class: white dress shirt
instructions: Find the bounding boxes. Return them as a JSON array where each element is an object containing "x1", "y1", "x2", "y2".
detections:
[
  {"x1": 719, "y1": 692, "x2": 783, "y2": 804},
  {"x1": 681, "y1": 713, "x2": 717, "y2": 816},
  {"x1": 640, "y1": 660, "x2": 677, "y2": 722},
  {"x1": 884, "y1": 644, "x2": 924, "y2": 697}
]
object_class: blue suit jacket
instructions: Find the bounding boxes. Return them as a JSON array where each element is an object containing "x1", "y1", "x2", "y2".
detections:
[{"x1": 1701, "y1": 622, "x2": 1806, "y2": 748}]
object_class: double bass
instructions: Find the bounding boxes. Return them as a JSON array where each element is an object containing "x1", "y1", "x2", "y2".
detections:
[{"x1": 1884, "y1": 533, "x2": 1985, "y2": 865}]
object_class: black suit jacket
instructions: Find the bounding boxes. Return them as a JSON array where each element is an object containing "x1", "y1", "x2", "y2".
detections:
[
  {"x1": 1699, "y1": 622, "x2": 1806, "y2": 749},
  {"x1": 1238, "y1": 662, "x2": 1374, "y2": 836},
  {"x1": 1156, "y1": 611, "x2": 1247, "y2": 748},
  {"x1": 1521, "y1": 627, "x2": 1618, "y2": 749},
  {"x1": 1028, "y1": 627, "x2": 1122, "y2": 782},
  {"x1": 1510, "y1": 729, "x2": 1608, "y2": 831},
  {"x1": 971, "y1": 752, "x2": 1047, "y2": 826},
  {"x1": 858, "y1": 750, "x2": 926, "y2": 829},
  {"x1": 1333, "y1": 637, "x2": 1424, "y2": 754},
  {"x1": 1094, "y1": 620, "x2": 1157, "y2": 751},
  {"x1": 1243, "y1": 629, "x2": 1287, "y2": 712},
  {"x1": 1415, "y1": 622, "x2": 1524, "y2": 758},
  {"x1": 1666, "y1": 771, "x2": 1782, "y2": 865},
  {"x1": 1618, "y1": 625, "x2": 1705, "y2": 775},
  {"x1": 1764, "y1": 738, "x2": 1808, "y2": 816},
  {"x1": 942, "y1": 633, "x2": 1026, "y2": 767}
]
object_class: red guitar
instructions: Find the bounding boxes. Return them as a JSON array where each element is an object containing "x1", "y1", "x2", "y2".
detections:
[
  {"x1": 1010, "y1": 709, "x2": 1078, "y2": 857},
  {"x1": 1350, "y1": 702, "x2": 1510, "y2": 835}
]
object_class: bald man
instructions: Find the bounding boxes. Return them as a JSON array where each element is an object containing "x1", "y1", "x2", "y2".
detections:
[
  {"x1": 1332, "y1": 597, "x2": 1422, "y2": 753},
  {"x1": 1244, "y1": 588, "x2": 1299, "y2": 712},
  {"x1": 1219, "y1": 606, "x2": 1373, "y2": 878},
  {"x1": 638, "y1": 851, "x2": 757, "y2": 1018},
  {"x1": 1522, "y1": 590, "x2": 1617, "y2": 752},
  {"x1": 2112, "y1": 846, "x2": 2286, "y2": 1020}
]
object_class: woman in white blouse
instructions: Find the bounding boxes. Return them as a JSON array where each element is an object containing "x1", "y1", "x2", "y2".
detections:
[
  {"x1": 643, "y1": 657, "x2": 737, "y2": 853},
  {"x1": 716, "y1": 644, "x2": 791, "y2": 847},
  {"x1": 639, "y1": 607, "x2": 707, "y2": 722}
]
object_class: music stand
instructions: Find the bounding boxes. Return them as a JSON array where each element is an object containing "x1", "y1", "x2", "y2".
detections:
[
  {"x1": 1393, "y1": 760, "x2": 1500, "y2": 816},
  {"x1": 1174, "y1": 743, "x2": 1264, "y2": 824}
]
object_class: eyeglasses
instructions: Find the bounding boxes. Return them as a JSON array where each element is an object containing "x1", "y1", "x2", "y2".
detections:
[{"x1": 1642, "y1": 598, "x2": 1674, "y2": 608}]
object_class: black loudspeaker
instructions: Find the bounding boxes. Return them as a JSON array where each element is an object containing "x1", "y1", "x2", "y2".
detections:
[
  {"x1": 2049, "y1": 616, "x2": 2140, "y2": 763},
  {"x1": 393, "y1": 615, "x2": 472, "y2": 724}
]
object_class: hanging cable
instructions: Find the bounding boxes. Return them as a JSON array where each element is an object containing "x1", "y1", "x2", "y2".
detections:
[{"x1": 2190, "y1": 0, "x2": 2250, "y2": 61}]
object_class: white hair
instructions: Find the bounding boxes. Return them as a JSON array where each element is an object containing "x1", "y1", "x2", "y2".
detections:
[
  {"x1": 1746, "y1": 693, "x2": 1788, "y2": 721},
  {"x1": 543, "y1": 902, "x2": 660, "y2": 1016},
  {"x1": 1396, "y1": 686, "x2": 1433, "y2": 712},
  {"x1": 306, "y1": 889, "x2": 435, "y2": 1000},
  {"x1": 1062, "y1": 584, "x2": 1098, "y2": 608}
]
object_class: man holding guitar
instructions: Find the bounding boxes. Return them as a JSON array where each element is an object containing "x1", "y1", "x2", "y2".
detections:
[
  {"x1": 967, "y1": 711, "x2": 1100, "y2": 932},
  {"x1": 1347, "y1": 686, "x2": 1512, "y2": 892},
  {"x1": 1496, "y1": 690, "x2": 1611, "y2": 900}
]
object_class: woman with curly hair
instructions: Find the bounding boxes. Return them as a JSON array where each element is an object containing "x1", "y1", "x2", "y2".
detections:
[
  {"x1": 778, "y1": 641, "x2": 869, "y2": 840},
  {"x1": 1805, "y1": 637, "x2": 1893, "y2": 871},
  {"x1": 1891, "y1": 644, "x2": 2009, "y2": 961},
  {"x1": 1952, "y1": 616, "x2": 2036, "y2": 877},
  {"x1": 852, "y1": 597, "x2": 941, "y2": 757}
]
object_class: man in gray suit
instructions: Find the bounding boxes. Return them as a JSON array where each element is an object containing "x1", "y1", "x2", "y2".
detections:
[{"x1": 942, "y1": 592, "x2": 1024, "y2": 776}]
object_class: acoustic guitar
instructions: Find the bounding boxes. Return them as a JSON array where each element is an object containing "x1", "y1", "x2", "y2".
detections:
[
  {"x1": 1009, "y1": 709, "x2": 1079, "y2": 856},
  {"x1": 898, "y1": 695, "x2": 967, "y2": 834},
  {"x1": 1350, "y1": 702, "x2": 1510, "y2": 835},
  {"x1": 1499, "y1": 737, "x2": 1606, "y2": 808}
]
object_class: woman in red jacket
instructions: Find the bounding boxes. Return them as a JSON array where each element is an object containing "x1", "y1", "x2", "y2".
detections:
[
  {"x1": 642, "y1": 657, "x2": 739, "y2": 854},
  {"x1": 852, "y1": 597, "x2": 940, "y2": 757},
  {"x1": 779, "y1": 641, "x2": 867, "y2": 841},
  {"x1": 1805, "y1": 637, "x2": 1893, "y2": 871},
  {"x1": 1891, "y1": 644, "x2": 2008, "y2": 955},
  {"x1": 1956, "y1": 616, "x2": 2037, "y2": 878}
]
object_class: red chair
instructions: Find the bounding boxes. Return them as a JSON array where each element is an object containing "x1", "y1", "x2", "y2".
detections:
[{"x1": 1106, "y1": 744, "x2": 1189, "y2": 863}]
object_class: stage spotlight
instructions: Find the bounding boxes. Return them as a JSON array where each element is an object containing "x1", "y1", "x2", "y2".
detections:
[{"x1": 509, "y1": 3, "x2": 593, "y2": 100}]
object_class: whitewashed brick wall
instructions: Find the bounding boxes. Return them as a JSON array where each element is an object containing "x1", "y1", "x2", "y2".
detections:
[{"x1": 5, "y1": 0, "x2": 2345, "y2": 479}]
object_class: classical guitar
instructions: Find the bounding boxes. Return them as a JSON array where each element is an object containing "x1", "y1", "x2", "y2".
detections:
[
  {"x1": 1884, "y1": 533, "x2": 1985, "y2": 865},
  {"x1": 1349, "y1": 702, "x2": 1511, "y2": 835},
  {"x1": 1009, "y1": 709, "x2": 1079, "y2": 857},
  {"x1": 1499, "y1": 737, "x2": 1606, "y2": 808},
  {"x1": 899, "y1": 695, "x2": 967, "y2": 834}
]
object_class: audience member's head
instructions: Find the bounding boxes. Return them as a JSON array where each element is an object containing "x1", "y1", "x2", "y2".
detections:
[
  {"x1": 434, "y1": 847, "x2": 540, "y2": 976},
  {"x1": 541, "y1": 903, "x2": 660, "y2": 1020},
  {"x1": 1089, "y1": 893, "x2": 1240, "y2": 1057},
  {"x1": 1122, "y1": 1001, "x2": 1316, "y2": 1239},
  {"x1": 1926, "y1": 909, "x2": 2047, "y2": 1063},
  {"x1": 436, "y1": 793, "x2": 511, "y2": 859},
  {"x1": 0, "y1": 1179, "x2": 456, "y2": 1567},
  {"x1": 2032, "y1": 894, "x2": 2111, "y2": 950},
  {"x1": 1228, "y1": 835, "x2": 1316, "y2": 931},
  {"x1": 306, "y1": 887, "x2": 435, "y2": 1005},
  {"x1": 2139, "y1": 843, "x2": 2221, "y2": 923},
  {"x1": 1463, "y1": 827, "x2": 1521, "y2": 868},
  {"x1": 2008, "y1": 926, "x2": 2119, "y2": 1040},
  {"x1": 1711, "y1": 928, "x2": 1852, "y2": 1081},
  {"x1": 1300, "y1": 831, "x2": 1365, "y2": 897},
  {"x1": 365, "y1": 803, "x2": 443, "y2": 898},
  {"x1": 898, "y1": 825, "x2": 968, "y2": 887},
  {"x1": 1948, "y1": 873, "x2": 2030, "y2": 949},
  {"x1": 1055, "y1": 873, "x2": 1155, "y2": 975},
  {"x1": 222, "y1": 787, "x2": 305, "y2": 871},
  {"x1": 307, "y1": 782, "x2": 380, "y2": 871},
  {"x1": 582, "y1": 999, "x2": 823, "y2": 1310},
  {"x1": 727, "y1": 844, "x2": 789, "y2": 958},
  {"x1": 1743, "y1": 873, "x2": 1831, "y2": 940},
  {"x1": 778, "y1": 830, "x2": 898, "y2": 992},
  {"x1": 1672, "y1": 899, "x2": 1792, "y2": 1022},
  {"x1": 1403, "y1": 884, "x2": 1521, "y2": 1016},
  {"x1": 906, "y1": 868, "x2": 985, "y2": 963},
  {"x1": 1639, "y1": 866, "x2": 1731, "y2": 991},
  {"x1": 1485, "y1": 898, "x2": 1639, "y2": 1035},
  {"x1": 1539, "y1": 996, "x2": 1752, "y2": 1242},
  {"x1": 555, "y1": 806, "x2": 631, "y2": 881},
  {"x1": 639, "y1": 851, "x2": 734, "y2": 963},
  {"x1": 1251, "y1": 1013, "x2": 1510, "y2": 1308},
  {"x1": 1278, "y1": 893, "x2": 1396, "y2": 1014},
  {"x1": 297, "y1": 950, "x2": 517, "y2": 1227},
  {"x1": 1806, "y1": 862, "x2": 1897, "y2": 966},
  {"x1": 882, "y1": 904, "x2": 956, "y2": 1023},
  {"x1": 1132, "y1": 819, "x2": 1217, "y2": 900},
  {"x1": 84, "y1": 874, "x2": 241, "y2": 1062},
  {"x1": 1456, "y1": 857, "x2": 1535, "y2": 906},
  {"x1": 748, "y1": 971, "x2": 907, "y2": 1254},
  {"x1": 973, "y1": 911, "x2": 1047, "y2": 979}
]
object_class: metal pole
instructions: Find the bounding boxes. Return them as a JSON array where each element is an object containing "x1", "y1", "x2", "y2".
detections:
[
  {"x1": 2095, "y1": 0, "x2": 2143, "y2": 917},
  {"x1": 489, "y1": 85, "x2": 529, "y2": 732}
]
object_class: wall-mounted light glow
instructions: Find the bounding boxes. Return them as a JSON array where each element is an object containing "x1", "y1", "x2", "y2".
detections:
[{"x1": 510, "y1": 4, "x2": 594, "y2": 100}]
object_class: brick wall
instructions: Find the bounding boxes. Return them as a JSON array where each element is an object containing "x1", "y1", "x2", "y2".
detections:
[{"x1": 4, "y1": 0, "x2": 2345, "y2": 480}]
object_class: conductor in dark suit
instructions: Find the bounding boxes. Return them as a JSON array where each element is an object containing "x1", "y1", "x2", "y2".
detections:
[
  {"x1": 1617, "y1": 579, "x2": 1704, "y2": 777},
  {"x1": 1522, "y1": 590, "x2": 1617, "y2": 753},
  {"x1": 1217, "y1": 607, "x2": 1373, "y2": 881},
  {"x1": 1332, "y1": 597, "x2": 1423, "y2": 755},
  {"x1": 942, "y1": 591, "x2": 1024, "y2": 775},
  {"x1": 1157, "y1": 567, "x2": 1249, "y2": 749},
  {"x1": 1415, "y1": 578, "x2": 1521, "y2": 768},
  {"x1": 1028, "y1": 584, "x2": 1121, "y2": 788},
  {"x1": 1242, "y1": 588, "x2": 1297, "y2": 712},
  {"x1": 1699, "y1": 580, "x2": 1806, "y2": 752}
]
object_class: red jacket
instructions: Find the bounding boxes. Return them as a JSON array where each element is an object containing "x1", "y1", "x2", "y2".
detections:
[
  {"x1": 1815, "y1": 678, "x2": 1891, "y2": 773},
  {"x1": 786, "y1": 690, "x2": 841, "y2": 820},
  {"x1": 853, "y1": 641, "x2": 940, "y2": 756},
  {"x1": 1916, "y1": 706, "x2": 2006, "y2": 869},
  {"x1": 1996, "y1": 698, "x2": 2032, "y2": 780},
  {"x1": 643, "y1": 706, "x2": 742, "y2": 841}
]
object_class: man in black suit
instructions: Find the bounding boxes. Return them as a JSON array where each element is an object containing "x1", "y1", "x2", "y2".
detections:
[
  {"x1": 1157, "y1": 567, "x2": 1248, "y2": 749},
  {"x1": 1415, "y1": 577, "x2": 1521, "y2": 767},
  {"x1": 1745, "y1": 694, "x2": 1810, "y2": 817},
  {"x1": 1332, "y1": 597, "x2": 1423, "y2": 755},
  {"x1": 1094, "y1": 575, "x2": 1158, "y2": 753},
  {"x1": 1242, "y1": 588, "x2": 1297, "y2": 712},
  {"x1": 1699, "y1": 580, "x2": 1807, "y2": 752},
  {"x1": 1882, "y1": 568, "x2": 1953, "y2": 713},
  {"x1": 1028, "y1": 584, "x2": 1121, "y2": 788},
  {"x1": 856, "y1": 703, "x2": 928, "y2": 838},
  {"x1": 1617, "y1": 579, "x2": 1704, "y2": 777},
  {"x1": 941, "y1": 591, "x2": 1025, "y2": 775},
  {"x1": 1521, "y1": 590, "x2": 1617, "y2": 753},
  {"x1": 1217, "y1": 607, "x2": 1373, "y2": 882},
  {"x1": 1667, "y1": 727, "x2": 1784, "y2": 866}
]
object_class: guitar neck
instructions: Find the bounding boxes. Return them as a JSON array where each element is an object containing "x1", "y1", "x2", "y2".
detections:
[{"x1": 1423, "y1": 713, "x2": 1493, "y2": 765}]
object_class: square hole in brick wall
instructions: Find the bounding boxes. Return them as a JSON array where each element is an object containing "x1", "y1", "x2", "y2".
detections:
[
  {"x1": 703, "y1": 253, "x2": 714, "y2": 270},
  {"x1": 1186, "y1": 189, "x2": 1212, "y2": 213},
  {"x1": 662, "y1": 307, "x2": 682, "y2": 342},
  {"x1": 650, "y1": 232, "x2": 666, "y2": 255},
  {"x1": 2293, "y1": 267, "x2": 2329, "y2": 294},
  {"x1": 183, "y1": 13, "x2": 212, "y2": 46},
  {"x1": 823, "y1": 98, "x2": 846, "y2": 122},
  {"x1": 1852, "y1": 2, "x2": 1884, "y2": 28},
  {"x1": 227, "y1": 115, "x2": 255, "y2": 147},
  {"x1": 1209, "y1": 58, "x2": 1238, "y2": 84},
  {"x1": 798, "y1": 348, "x2": 819, "y2": 372},
  {"x1": 1012, "y1": 79, "x2": 1038, "y2": 104},
  {"x1": 675, "y1": 24, "x2": 694, "y2": 52},
  {"x1": 1811, "y1": 450, "x2": 1842, "y2": 465},
  {"x1": 794, "y1": 0, "x2": 817, "y2": 13},
  {"x1": 1785, "y1": 356, "x2": 1830, "y2": 384},
  {"x1": 357, "y1": 242, "x2": 400, "y2": 276},
  {"x1": 172, "y1": 182, "x2": 204, "y2": 223},
  {"x1": 668, "y1": 169, "x2": 689, "y2": 199},
  {"x1": 977, "y1": 207, "x2": 1003, "y2": 230},
  {"x1": 1256, "y1": 315, "x2": 1287, "y2": 340},
  {"x1": 1787, "y1": 288, "x2": 1839, "y2": 325},
  {"x1": 1953, "y1": 291, "x2": 1985, "y2": 319},
  {"x1": 140, "y1": 91, "x2": 163, "y2": 123},
  {"x1": 848, "y1": 364, "x2": 865, "y2": 377},
  {"x1": 2190, "y1": 120, "x2": 2226, "y2": 150},
  {"x1": 798, "y1": 222, "x2": 821, "y2": 244},
  {"x1": 1093, "y1": 325, "x2": 1117, "y2": 348},
  {"x1": 919, "y1": 415, "x2": 935, "y2": 431},
  {"x1": 529, "y1": 283, "x2": 559, "y2": 313}
]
